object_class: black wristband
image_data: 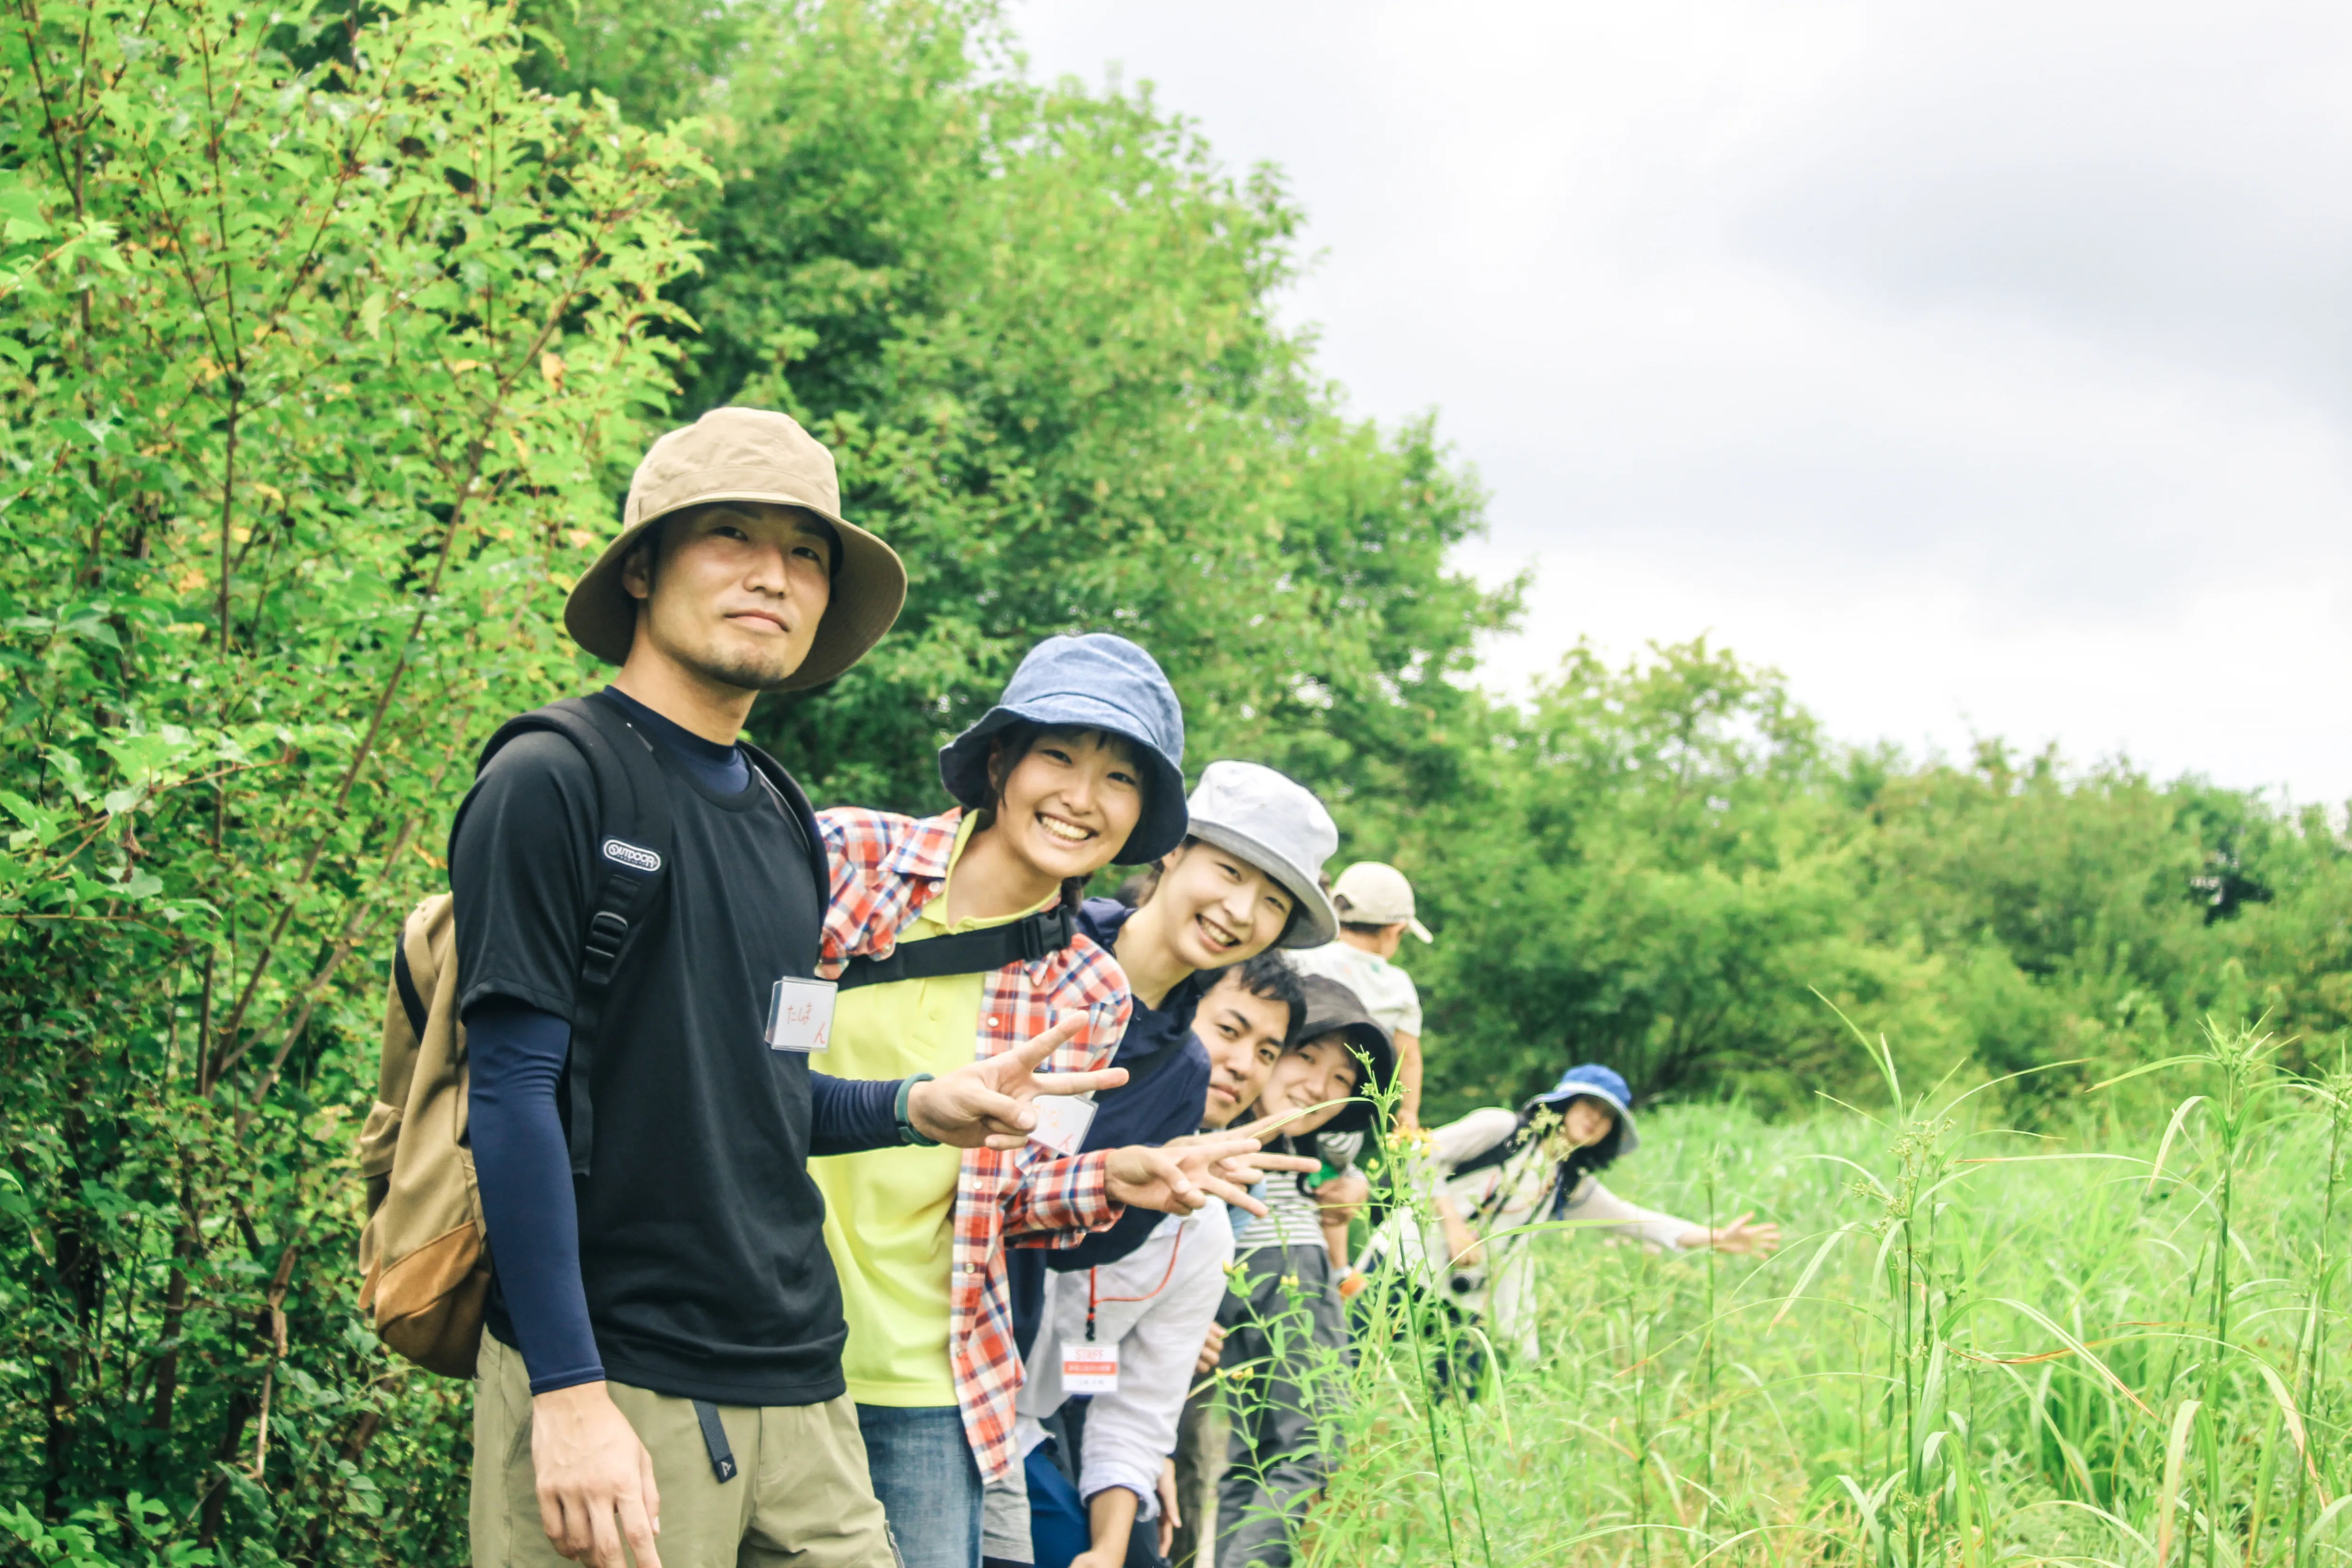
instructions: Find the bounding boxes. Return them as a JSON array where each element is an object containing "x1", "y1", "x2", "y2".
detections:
[{"x1": 895, "y1": 1074, "x2": 939, "y2": 1147}]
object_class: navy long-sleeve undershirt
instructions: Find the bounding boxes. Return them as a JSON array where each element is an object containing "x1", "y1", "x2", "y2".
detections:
[
  {"x1": 467, "y1": 997, "x2": 908, "y2": 1393},
  {"x1": 467, "y1": 997, "x2": 603, "y2": 1393}
]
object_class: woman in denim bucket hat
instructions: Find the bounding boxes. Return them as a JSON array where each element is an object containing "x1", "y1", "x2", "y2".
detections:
[
  {"x1": 936, "y1": 634, "x2": 1190, "y2": 868},
  {"x1": 810, "y1": 636, "x2": 1296, "y2": 1568},
  {"x1": 1360, "y1": 1062, "x2": 1780, "y2": 1367}
]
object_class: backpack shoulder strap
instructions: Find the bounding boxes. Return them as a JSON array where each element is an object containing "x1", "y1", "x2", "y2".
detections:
[
  {"x1": 1448, "y1": 1111, "x2": 1535, "y2": 1181},
  {"x1": 834, "y1": 902, "x2": 1078, "y2": 991},
  {"x1": 739, "y1": 740, "x2": 832, "y2": 902},
  {"x1": 471, "y1": 693, "x2": 676, "y2": 1179}
]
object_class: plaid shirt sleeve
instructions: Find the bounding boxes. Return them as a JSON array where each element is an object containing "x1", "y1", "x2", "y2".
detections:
[
  {"x1": 948, "y1": 925, "x2": 1136, "y2": 1481},
  {"x1": 1002, "y1": 1150, "x2": 1117, "y2": 1240}
]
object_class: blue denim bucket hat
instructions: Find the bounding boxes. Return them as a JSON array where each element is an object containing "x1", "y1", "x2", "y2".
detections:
[
  {"x1": 938, "y1": 634, "x2": 1187, "y2": 865},
  {"x1": 1526, "y1": 1063, "x2": 1640, "y2": 1155}
]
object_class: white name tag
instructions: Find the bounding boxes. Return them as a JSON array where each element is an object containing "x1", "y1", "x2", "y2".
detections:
[
  {"x1": 1026, "y1": 1092, "x2": 1098, "y2": 1156},
  {"x1": 1061, "y1": 1341, "x2": 1119, "y2": 1394},
  {"x1": 766, "y1": 975, "x2": 837, "y2": 1052}
]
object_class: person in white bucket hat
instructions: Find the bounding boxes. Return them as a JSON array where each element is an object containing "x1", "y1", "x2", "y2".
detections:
[{"x1": 1290, "y1": 861, "x2": 1433, "y2": 1129}]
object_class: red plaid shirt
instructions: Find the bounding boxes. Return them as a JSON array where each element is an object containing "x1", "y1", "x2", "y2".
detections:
[{"x1": 815, "y1": 806, "x2": 1132, "y2": 1482}]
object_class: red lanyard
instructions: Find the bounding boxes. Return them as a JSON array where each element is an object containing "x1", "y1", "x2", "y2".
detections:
[{"x1": 1084, "y1": 1225, "x2": 1186, "y2": 1343}]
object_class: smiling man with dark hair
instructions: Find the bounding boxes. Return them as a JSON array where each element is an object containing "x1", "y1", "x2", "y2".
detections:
[{"x1": 454, "y1": 408, "x2": 1132, "y2": 1568}]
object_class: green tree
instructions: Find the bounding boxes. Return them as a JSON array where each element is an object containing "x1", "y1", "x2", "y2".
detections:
[
  {"x1": 1402, "y1": 641, "x2": 1956, "y2": 1112},
  {"x1": 0, "y1": 0, "x2": 703, "y2": 1552},
  {"x1": 527, "y1": 0, "x2": 1519, "y2": 812}
]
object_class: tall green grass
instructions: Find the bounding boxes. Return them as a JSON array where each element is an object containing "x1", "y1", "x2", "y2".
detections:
[{"x1": 1216, "y1": 1025, "x2": 2352, "y2": 1568}]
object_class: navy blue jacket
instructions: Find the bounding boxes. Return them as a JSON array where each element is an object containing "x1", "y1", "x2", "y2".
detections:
[{"x1": 1010, "y1": 898, "x2": 1214, "y2": 1355}]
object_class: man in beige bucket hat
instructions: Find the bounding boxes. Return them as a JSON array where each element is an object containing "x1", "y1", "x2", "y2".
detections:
[
  {"x1": 452, "y1": 408, "x2": 1138, "y2": 1568},
  {"x1": 561, "y1": 406, "x2": 906, "y2": 692}
]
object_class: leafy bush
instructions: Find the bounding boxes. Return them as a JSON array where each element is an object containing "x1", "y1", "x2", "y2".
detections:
[{"x1": 0, "y1": 0, "x2": 703, "y2": 1554}]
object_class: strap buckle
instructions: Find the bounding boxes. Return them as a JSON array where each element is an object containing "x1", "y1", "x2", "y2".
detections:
[
  {"x1": 1018, "y1": 903, "x2": 1076, "y2": 964},
  {"x1": 583, "y1": 909, "x2": 628, "y2": 959}
]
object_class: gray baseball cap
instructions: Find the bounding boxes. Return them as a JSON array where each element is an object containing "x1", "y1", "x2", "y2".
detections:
[{"x1": 1183, "y1": 761, "x2": 1340, "y2": 949}]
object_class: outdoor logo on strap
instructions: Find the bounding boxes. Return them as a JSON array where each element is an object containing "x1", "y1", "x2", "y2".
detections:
[{"x1": 601, "y1": 838, "x2": 662, "y2": 875}]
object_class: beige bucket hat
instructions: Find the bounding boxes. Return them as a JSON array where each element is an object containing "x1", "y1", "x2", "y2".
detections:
[{"x1": 563, "y1": 407, "x2": 908, "y2": 690}]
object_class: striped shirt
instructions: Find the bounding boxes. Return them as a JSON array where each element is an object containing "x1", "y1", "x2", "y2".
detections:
[{"x1": 1231, "y1": 1133, "x2": 1360, "y2": 1254}]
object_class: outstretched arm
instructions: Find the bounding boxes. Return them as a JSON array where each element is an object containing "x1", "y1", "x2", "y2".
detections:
[
  {"x1": 806, "y1": 1074, "x2": 901, "y2": 1156},
  {"x1": 1566, "y1": 1178, "x2": 1780, "y2": 1256},
  {"x1": 1434, "y1": 1191, "x2": 1484, "y2": 1270},
  {"x1": 808, "y1": 1018, "x2": 1132, "y2": 1157},
  {"x1": 1073, "y1": 1487, "x2": 1141, "y2": 1568},
  {"x1": 1007, "y1": 1135, "x2": 1300, "y2": 1242}
]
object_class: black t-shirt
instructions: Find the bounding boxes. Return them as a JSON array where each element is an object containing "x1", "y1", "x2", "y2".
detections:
[{"x1": 450, "y1": 693, "x2": 843, "y2": 1405}]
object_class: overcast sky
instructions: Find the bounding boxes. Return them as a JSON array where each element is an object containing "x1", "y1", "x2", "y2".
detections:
[{"x1": 1011, "y1": 0, "x2": 2352, "y2": 805}]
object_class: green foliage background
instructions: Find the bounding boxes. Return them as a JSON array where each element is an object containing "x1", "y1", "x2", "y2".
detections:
[{"x1": 0, "y1": 0, "x2": 2344, "y2": 1560}]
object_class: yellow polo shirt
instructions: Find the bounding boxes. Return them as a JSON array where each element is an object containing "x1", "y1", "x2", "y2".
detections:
[{"x1": 814, "y1": 813, "x2": 1052, "y2": 1406}]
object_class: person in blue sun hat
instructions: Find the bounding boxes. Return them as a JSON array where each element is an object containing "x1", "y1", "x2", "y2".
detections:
[
  {"x1": 814, "y1": 632, "x2": 1301, "y2": 1568},
  {"x1": 1359, "y1": 1062, "x2": 1780, "y2": 1366},
  {"x1": 934, "y1": 633, "x2": 1192, "y2": 871}
]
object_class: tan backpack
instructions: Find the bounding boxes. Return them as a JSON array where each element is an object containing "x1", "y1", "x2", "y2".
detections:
[
  {"x1": 356, "y1": 896, "x2": 485, "y2": 1375},
  {"x1": 354, "y1": 697, "x2": 680, "y2": 1376}
]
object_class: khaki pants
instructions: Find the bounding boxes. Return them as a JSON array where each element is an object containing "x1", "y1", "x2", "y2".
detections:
[{"x1": 472, "y1": 1334, "x2": 900, "y2": 1568}]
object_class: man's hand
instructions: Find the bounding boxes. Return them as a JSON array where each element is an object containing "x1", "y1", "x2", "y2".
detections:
[
  {"x1": 1176, "y1": 1115, "x2": 1321, "y2": 1192},
  {"x1": 530, "y1": 1382, "x2": 661, "y2": 1568},
  {"x1": 1156, "y1": 1456, "x2": 1181, "y2": 1558},
  {"x1": 906, "y1": 1018, "x2": 1129, "y2": 1150},
  {"x1": 1193, "y1": 1321, "x2": 1227, "y2": 1379},
  {"x1": 1105, "y1": 1136, "x2": 1278, "y2": 1216},
  {"x1": 1312, "y1": 1169, "x2": 1369, "y2": 1229}
]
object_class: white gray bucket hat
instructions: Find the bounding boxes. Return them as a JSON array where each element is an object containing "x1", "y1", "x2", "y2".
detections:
[{"x1": 1181, "y1": 761, "x2": 1341, "y2": 949}]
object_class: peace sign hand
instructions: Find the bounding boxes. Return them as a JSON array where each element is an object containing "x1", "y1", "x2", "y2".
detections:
[
  {"x1": 1106, "y1": 1135, "x2": 1281, "y2": 1216},
  {"x1": 1170, "y1": 1115, "x2": 1321, "y2": 1191},
  {"x1": 904, "y1": 1017, "x2": 1130, "y2": 1151}
]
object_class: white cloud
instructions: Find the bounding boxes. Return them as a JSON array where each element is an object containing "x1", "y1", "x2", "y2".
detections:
[
  {"x1": 1460, "y1": 543, "x2": 2352, "y2": 804},
  {"x1": 1012, "y1": 0, "x2": 2352, "y2": 803}
]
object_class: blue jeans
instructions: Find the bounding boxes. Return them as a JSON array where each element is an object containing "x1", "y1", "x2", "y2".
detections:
[{"x1": 858, "y1": 1403, "x2": 982, "y2": 1568}]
